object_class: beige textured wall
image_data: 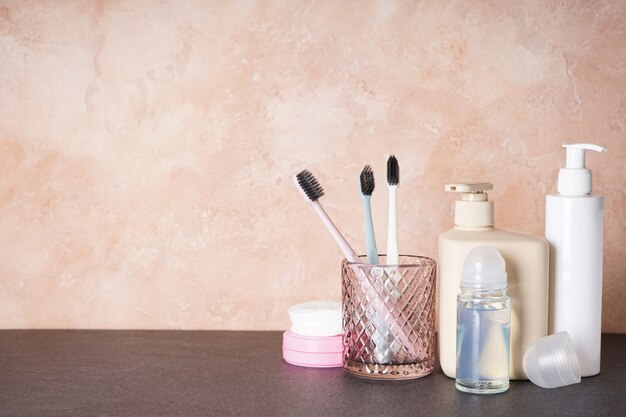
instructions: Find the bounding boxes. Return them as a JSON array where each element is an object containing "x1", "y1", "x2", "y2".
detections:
[{"x1": 0, "y1": 1, "x2": 624, "y2": 331}]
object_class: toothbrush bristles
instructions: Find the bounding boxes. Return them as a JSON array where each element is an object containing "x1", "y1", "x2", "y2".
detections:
[
  {"x1": 387, "y1": 155, "x2": 399, "y2": 185},
  {"x1": 296, "y1": 170, "x2": 325, "y2": 201},
  {"x1": 360, "y1": 165, "x2": 375, "y2": 196}
]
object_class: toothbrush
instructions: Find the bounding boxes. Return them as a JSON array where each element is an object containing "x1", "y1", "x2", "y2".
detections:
[
  {"x1": 386, "y1": 155, "x2": 399, "y2": 265},
  {"x1": 383, "y1": 156, "x2": 416, "y2": 357},
  {"x1": 358, "y1": 166, "x2": 393, "y2": 361},
  {"x1": 359, "y1": 165, "x2": 379, "y2": 264},
  {"x1": 294, "y1": 170, "x2": 359, "y2": 262}
]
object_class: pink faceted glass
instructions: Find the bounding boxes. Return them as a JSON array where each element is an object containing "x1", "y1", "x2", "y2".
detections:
[{"x1": 342, "y1": 255, "x2": 437, "y2": 380}]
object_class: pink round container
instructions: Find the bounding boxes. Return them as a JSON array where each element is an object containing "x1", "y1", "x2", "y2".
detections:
[{"x1": 282, "y1": 331, "x2": 343, "y2": 368}]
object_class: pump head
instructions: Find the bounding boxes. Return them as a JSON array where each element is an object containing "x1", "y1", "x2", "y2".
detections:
[
  {"x1": 558, "y1": 143, "x2": 607, "y2": 195},
  {"x1": 445, "y1": 183, "x2": 493, "y2": 202},
  {"x1": 445, "y1": 183, "x2": 494, "y2": 227}
]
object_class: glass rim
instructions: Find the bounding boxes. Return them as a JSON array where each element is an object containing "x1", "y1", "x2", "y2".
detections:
[{"x1": 343, "y1": 254, "x2": 436, "y2": 268}]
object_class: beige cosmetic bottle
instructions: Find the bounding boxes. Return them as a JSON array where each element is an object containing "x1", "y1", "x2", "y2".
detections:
[{"x1": 438, "y1": 183, "x2": 549, "y2": 379}]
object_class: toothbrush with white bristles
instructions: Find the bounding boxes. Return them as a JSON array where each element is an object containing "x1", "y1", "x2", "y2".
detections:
[
  {"x1": 386, "y1": 155, "x2": 399, "y2": 265},
  {"x1": 293, "y1": 170, "x2": 359, "y2": 262},
  {"x1": 359, "y1": 165, "x2": 379, "y2": 264}
]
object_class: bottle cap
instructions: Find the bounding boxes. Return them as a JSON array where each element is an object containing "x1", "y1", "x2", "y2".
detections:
[
  {"x1": 523, "y1": 331, "x2": 581, "y2": 389},
  {"x1": 461, "y1": 246, "x2": 507, "y2": 290},
  {"x1": 557, "y1": 143, "x2": 607, "y2": 195}
]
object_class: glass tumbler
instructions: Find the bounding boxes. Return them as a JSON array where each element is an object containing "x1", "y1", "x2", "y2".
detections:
[{"x1": 342, "y1": 255, "x2": 437, "y2": 380}]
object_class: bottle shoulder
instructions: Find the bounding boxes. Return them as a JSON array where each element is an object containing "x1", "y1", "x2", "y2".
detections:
[
  {"x1": 440, "y1": 227, "x2": 547, "y2": 245},
  {"x1": 457, "y1": 293, "x2": 510, "y2": 310},
  {"x1": 547, "y1": 194, "x2": 604, "y2": 200},
  {"x1": 458, "y1": 291, "x2": 510, "y2": 300}
]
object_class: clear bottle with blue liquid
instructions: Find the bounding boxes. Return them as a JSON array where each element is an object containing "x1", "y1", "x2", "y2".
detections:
[{"x1": 456, "y1": 246, "x2": 510, "y2": 394}]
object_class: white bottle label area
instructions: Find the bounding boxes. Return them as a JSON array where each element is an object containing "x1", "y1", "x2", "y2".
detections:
[{"x1": 546, "y1": 195, "x2": 603, "y2": 377}]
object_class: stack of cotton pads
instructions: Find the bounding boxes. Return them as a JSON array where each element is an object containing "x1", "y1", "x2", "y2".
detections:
[{"x1": 282, "y1": 301, "x2": 343, "y2": 368}]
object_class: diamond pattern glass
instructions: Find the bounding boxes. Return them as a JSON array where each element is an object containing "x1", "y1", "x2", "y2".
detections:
[{"x1": 342, "y1": 255, "x2": 437, "y2": 380}]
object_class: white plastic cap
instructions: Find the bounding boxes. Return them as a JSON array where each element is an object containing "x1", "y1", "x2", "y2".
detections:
[
  {"x1": 523, "y1": 331, "x2": 581, "y2": 389},
  {"x1": 287, "y1": 301, "x2": 342, "y2": 337},
  {"x1": 461, "y1": 246, "x2": 507, "y2": 290},
  {"x1": 558, "y1": 143, "x2": 607, "y2": 195}
]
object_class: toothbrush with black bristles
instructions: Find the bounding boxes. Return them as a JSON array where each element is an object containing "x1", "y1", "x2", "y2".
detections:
[
  {"x1": 360, "y1": 165, "x2": 379, "y2": 264},
  {"x1": 293, "y1": 170, "x2": 359, "y2": 262},
  {"x1": 386, "y1": 155, "x2": 399, "y2": 265}
]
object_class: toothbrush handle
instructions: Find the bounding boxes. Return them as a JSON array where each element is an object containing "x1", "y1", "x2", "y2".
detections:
[
  {"x1": 387, "y1": 186, "x2": 398, "y2": 265},
  {"x1": 311, "y1": 201, "x2": 359, "y2": 262},
  {"x1": 362, "y1": 196, "x2": 379, "y2": 264},
  {"x1": 310, "y1": 198, "x2": 415, "y2": 357}
]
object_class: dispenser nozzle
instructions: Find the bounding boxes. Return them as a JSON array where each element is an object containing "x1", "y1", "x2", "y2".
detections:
[{"x1": 563, "y1": 143, "x2": 607, "y2": 169}]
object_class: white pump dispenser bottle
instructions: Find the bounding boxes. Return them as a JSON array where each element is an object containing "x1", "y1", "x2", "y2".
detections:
[{"x1": 546, "y1": 142, "x2": 608, "y2": 377}]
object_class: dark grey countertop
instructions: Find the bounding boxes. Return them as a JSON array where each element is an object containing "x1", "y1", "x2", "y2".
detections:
[{"x1": 0, "y1": 331, "x2": 624, "y2": 417}]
